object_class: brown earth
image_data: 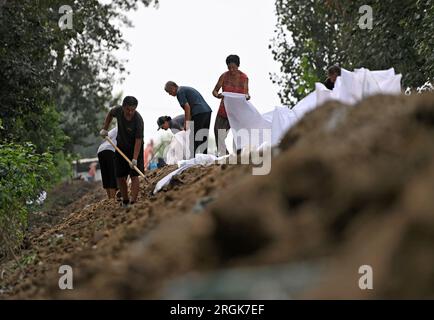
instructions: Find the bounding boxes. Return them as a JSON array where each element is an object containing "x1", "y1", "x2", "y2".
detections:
[
  {"x1": 1, "y1": 92, "x2": 434, "y2": 299},
  {"x1": 27, "y1": 180, "x2": 106, "y2": 234}
]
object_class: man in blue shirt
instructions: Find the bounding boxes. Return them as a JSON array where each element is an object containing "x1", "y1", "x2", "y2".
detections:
[{"x1": 164, "y1": 81, "x2": 212, "y2": 158}]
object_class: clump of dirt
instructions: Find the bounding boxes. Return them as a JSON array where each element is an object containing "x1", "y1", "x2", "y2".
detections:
[
  {"x1": 2, "y1": 93, "x2": 434, "y2": 299},
  {"x1": 0, "y1": 162, "x2": 249, "y2": 298}
]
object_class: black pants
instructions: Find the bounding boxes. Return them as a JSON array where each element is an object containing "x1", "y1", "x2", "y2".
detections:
[
  {"x1": 98, "y1": 150, "x2": 117, "y2": 189},
  {"x1": 189, "y1": 112, "x2": 211, "y2": 158}
]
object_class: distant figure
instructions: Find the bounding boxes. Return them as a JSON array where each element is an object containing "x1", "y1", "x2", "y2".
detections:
[
  {"x1": 157, "y1": 157, "x2": 166, "y2": 168},
  {"x1": 87, "y1": 162, "x2": 97, "y2": 182},
  {"x1": 212, "y1": 54, "x2": 250, "y2": 156},
  {"x1": 100, "y1": 96, "x2": 144, "y2": 207},
  {"x1": 157, "y1": 114, "x2": 185, "y2": 134},
  {"x1": 97, "y1": 127, "x2": 118, "y2": 199},
  {"x1": 164, "y1": 81, "x2": 212, "y2": 158},
  {"x1": 324, "y1": 65, "x2": 341, "y2": 90},
  {"x1": 148, "y1": 161, "x2": 158, "y2": 171},
  {"x1": 143, "y1": 140, "x2": 154, "y2": 170}
]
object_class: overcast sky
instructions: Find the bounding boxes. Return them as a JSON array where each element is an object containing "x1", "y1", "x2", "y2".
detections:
[{"x1": 113, "y1": 0, "x2": 282, "y2": 145}]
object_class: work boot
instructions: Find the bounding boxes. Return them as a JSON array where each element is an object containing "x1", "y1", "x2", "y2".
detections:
[{"x1": 121, "y1": 199, "x2": 130, "y2": 208}]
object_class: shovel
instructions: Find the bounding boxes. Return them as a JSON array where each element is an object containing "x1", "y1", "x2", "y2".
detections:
[{"x1": 104, "y1": 136, "x2": 145, "y2": 178}]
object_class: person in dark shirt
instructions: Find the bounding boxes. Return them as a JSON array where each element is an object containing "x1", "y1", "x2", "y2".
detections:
[
  {"x1": 157, "y1": 114, "x2": 185, "y2": 134},
  {"x1": 324, "y1": 65, "x2": 342, "y2": 90},
  {"x1": 164, "y1": 81, "x2": 212, "y2": 158},
  {"x1": 100, "y1": 96, "x2": 144, "y2": 207}
]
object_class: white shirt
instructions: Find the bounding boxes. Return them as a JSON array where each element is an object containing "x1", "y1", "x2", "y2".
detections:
[{"x1": 97, "y1": 127, "x2": 117, "y2": 154}]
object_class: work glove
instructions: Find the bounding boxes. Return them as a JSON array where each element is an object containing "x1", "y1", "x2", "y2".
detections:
[
  {"x1": 130, "y1": 159, "x2": 137, "y2": 169},
  {"x1": 100, "y1": 129, "x2": 108, "y2": 138}
]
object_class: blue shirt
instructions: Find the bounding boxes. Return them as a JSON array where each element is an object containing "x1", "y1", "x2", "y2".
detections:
[
  {"x1": 169, "y1": 114, "x2": 185, "y2": 133},
  {"x1": 176, "y1": 86, "x2": 212, "y2": 117}
]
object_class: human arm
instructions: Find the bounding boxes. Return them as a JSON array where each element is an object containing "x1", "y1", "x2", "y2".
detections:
[
  {"x1": 212, "y1": 74, "x2": 224, "y2": 99},
  {"x1": 244, "y1": 77, "x2": 251, "y2": 100},
  {"x1": 132, "y1": 117, "x2": 144, "y2": 166},
  {"x1": 177, "y1": 89, "x2": 191, "y2": 129},
  {"x1": 100, "y1": 111, "x2": 114, "y2": 136},
  {"x1": 183, "y1": 103, "x2": 192, "y2": 130},
  {"x1": 132, "y1": 138, "x2": 142, "y2": 162}
]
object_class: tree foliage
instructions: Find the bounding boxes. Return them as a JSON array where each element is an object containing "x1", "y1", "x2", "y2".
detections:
[
  {"x1": 271, "y1": 0, "x2": 434, "y2": 106},
  {"x1": 0, "y1": 0, "x2": 157, "y2": 256},
  {"x1": 0, "y1": 0, "x2": 157, "y2": 152},
  {"x1": 0, "y1": 142, "x2": 55, "y2": 258}
]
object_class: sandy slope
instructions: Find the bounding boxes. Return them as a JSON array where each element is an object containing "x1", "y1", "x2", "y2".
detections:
[{"x1": 2, "y1": 92, "x2": 434, "y2": 299}]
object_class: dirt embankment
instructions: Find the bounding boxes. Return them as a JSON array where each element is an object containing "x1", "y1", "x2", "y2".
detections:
[{"x1": 2, "y1": 92, "x2": 434, "y2": 299}]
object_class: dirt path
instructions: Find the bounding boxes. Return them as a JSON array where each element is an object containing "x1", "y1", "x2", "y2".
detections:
[{"x1": 2, "y1": 93, "x2": 434, "y2": 299}]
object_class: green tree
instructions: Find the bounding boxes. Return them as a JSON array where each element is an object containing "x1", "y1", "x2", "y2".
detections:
[
  {"x1": 271, "y1": 0, "x2": 434, "y2": 106},
  {"x1": 0, "y1": 142, "x2": 55, "y2": 258},
  {"x1": 0, "y1": 0, "x2": 157, "y2": 153},
  {"x1": 0, "y1": 1, "x2": 56, "y2": 148},
  {"x1": 0, "y1": 0, "x2": 158, "y2": 257},
  {"x1": 271, "y1": 0, "x2": 347, "y2": 105}
]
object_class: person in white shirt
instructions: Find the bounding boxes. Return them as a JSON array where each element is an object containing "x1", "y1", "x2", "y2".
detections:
[{"x1": 97, "y1": 127, "x2": 118, "y2": 199}]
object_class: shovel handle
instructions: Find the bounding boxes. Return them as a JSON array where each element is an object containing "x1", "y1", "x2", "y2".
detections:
[{"x1": 105, "y1": 136, "x2": 145, "y2": 178}]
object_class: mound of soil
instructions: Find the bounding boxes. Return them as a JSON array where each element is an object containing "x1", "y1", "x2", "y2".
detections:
[
  {"x1": 2, "y1": 92, "x2": 434, "y2": 299},
  {"x1": 27, "y1": 180, "x2": 105, "y2": 234}
]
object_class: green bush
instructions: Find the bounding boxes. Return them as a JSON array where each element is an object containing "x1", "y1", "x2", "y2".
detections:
[
  {"x1": 0, "y1": 142, "x2": 55, "y2": 259},
  {"x1": 52, "y1": 151, "x2": 74, "y2": 183}
]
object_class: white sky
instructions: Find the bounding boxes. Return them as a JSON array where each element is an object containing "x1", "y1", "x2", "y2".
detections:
[{"x1": 113, "y1": 0, "x2": 282, "y2": 145}]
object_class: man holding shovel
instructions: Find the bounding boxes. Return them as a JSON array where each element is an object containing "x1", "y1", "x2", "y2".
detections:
[{"x1": 100, "y1": 96, "x2": 144, "y2": 207}]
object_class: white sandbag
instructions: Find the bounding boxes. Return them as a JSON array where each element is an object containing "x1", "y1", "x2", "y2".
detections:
[
  {"x1": 153, "y1": 164, "x2": 195, "y2": 194},
  {"x1": 222, "y1": 92, "x2": 299, "y2": 150},
  {"x1": 290, "y1": 91, "x2": 317, "y2": 118},
  {"x1": 154, "y1": 153, "x2": 230, "y2": 194},
  {"x1": 314, "y1": 83, "x2": 334, "y2": 108},
  {"x1": 314, "y1": 67, "x2": 402, "y2": 106},
  {"x1": 177, "y1": 153, "x2": 229, "y2": 167},
  {"x1": 160, "y1": 67, "x2": 402, "y2": 190},
  {"x1": 270, "y1": 106, "x2": 299, "y2": 145},
  {"x1": 223, "y1": 92, "x2": 272, "y2": 151},
  {"x1": 222, "y1": 68, "x2": 402, "y2": 151},
  {"x1": 165, "y1": 130, "x2": 191, "y2": 165}
]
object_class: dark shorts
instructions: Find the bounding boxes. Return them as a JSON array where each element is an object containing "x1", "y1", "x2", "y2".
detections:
[
  {"x1": 114, "y1": 146, "x2": 144, "y2": 178},
  {"x1": 98, "y1": 150, "x2": 117, "y2": 189}
]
